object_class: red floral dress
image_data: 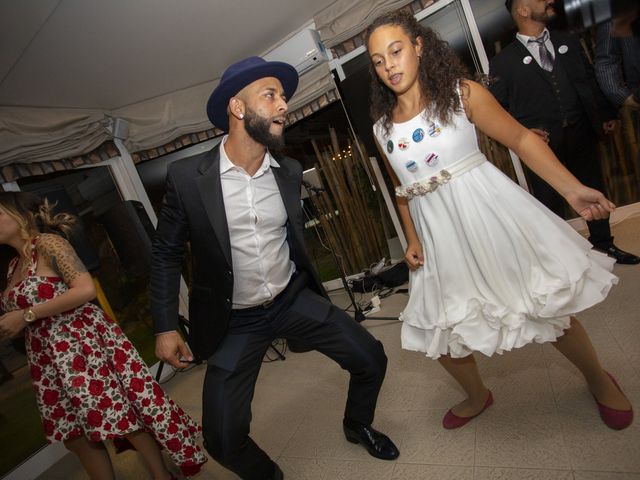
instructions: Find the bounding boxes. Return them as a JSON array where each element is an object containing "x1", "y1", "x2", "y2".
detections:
[{"x1": 1, "y1": 240, "x2": 206, "y2": 476}]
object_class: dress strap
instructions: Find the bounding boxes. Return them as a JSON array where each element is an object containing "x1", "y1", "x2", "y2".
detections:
[
  {"x1": 6, "y1": 257, "x2": 19, "y2": 281},
  {"x1": 27, "y1": 236, "x2": 39, "y2": 276},
  {"x1": 5, "y1": 237, "x2": 38, "y2": 284}
]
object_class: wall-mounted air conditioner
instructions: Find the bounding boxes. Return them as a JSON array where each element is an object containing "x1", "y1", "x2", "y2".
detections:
[{"x1": 264, "y1": 28, "x2": 329, "y2": 75}]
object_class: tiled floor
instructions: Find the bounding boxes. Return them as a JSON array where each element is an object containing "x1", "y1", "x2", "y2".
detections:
[{"x1": 38, "y1": 215, "x2": 640, "y2": 479}]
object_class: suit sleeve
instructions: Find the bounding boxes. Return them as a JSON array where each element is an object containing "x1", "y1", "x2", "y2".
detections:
[
  {"x1": 150, "y1": 167, "x2": 190, "y2": 334},
  {"x1": 594, "y1": 22, "x2": 628, "y2": 108},
  {"x1": 575, "y1": 34, "x2": 618, "y2": 123},
  {"x1": 488, "y1": 56, "x2": 510, "y2": 111}
]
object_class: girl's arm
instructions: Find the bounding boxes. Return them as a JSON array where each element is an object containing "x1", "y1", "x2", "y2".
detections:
[
  {"x1": 374, "y1": 138, "x2": 424, "y2": 270},
  {"x1": 461, "y1": 79, "x2": 614, "y2": 221}
]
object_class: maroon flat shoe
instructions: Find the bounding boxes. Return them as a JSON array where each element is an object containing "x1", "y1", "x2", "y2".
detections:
[
  {"x1": 443, "y1": 390, "x2": 494, "y2": 429},
  {"x1": 593, "y1": 372, "x2": 633, "y2": 430}
]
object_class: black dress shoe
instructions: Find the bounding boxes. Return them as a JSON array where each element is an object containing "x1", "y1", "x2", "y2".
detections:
[
  {"x1": 594, "y1": 244, "x2": 640, "y2": 265},
  {"x1": 343, "y1": 420, "x2": 400, "y2": 460}
]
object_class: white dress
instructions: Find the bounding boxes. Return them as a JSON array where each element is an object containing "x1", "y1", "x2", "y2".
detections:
[{"x1": 373, "y1": 108, "x2": 617, "y2": 359}]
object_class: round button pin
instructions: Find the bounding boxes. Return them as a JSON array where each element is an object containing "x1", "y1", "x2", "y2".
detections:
[
  {"x1": 412, "y1": 128, "x2": 425, "y2": 142},
  {"x1": 398, "y1": 138, "x2": 410, "y2": 150},
  {"x1": 405, "y1": 160, "x2": 418, "y2": 172},
  {"x1": 386, "y1": 140, "x2": 394, "y2": 154},
  {"x1": 427, "y1": 123, "x2": 441, "y2": 138},
  {"x1": 425, "y1": 152, "x2": 439, "y2": 167}
]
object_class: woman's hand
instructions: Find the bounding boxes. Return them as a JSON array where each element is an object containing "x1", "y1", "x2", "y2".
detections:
[
  {"x1": 0, "y1": 310, "x2": 28, "y2": 339},
  {"x1": 564, "y1": 185, "x2": 616, "y2": 221},
  {"x1": 405, "y1": 241, "x2": 424, "y2": 270}
]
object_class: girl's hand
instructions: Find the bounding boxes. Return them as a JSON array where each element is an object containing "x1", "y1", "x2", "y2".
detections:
[
  {"x1": 565, "y1": 186, "x2": 616, "y2": 221},
  {"x1": 405, "y1": 242, "x2": 424, "y2": 270},
  {"x1": 0, "y1": 310, "x2": 28, "y2": 339}
]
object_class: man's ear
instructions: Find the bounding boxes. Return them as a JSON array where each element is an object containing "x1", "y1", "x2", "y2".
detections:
[
  {"x1": 229, "y1": 97, "x2": 245, "y2": 120},
  {"x1": 515, "y1": 2, "x2": 530, "y2": 19}
]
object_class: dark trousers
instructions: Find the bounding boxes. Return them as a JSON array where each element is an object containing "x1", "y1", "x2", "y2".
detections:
[
  {"x1": 201, "y1": 273, "x2": 388, "y2": 480},
  {"x1": 525, "y1": 115, "x2": 613, "y2": 247}
]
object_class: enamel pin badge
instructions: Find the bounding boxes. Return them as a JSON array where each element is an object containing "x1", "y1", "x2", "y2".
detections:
[
  {"x1": 425, "y1": 152, "x2": 439, "y2": 167},
  {"x1": 405, "y1": 160, "x2": 418, "y2": 172},
  {"x1": 386, "y1": 140, "x2": 394, "y2": 154},
  {"x1": 427, "y1": 123, "x2": 441, "y2": 138}
]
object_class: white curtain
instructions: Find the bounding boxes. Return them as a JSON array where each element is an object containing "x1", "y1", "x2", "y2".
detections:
[
  {"x1": 0, "y1": 65, "x2": 337, "y2": 166},
  {"x1": 314, "y1": 0, "x2": 415, "y2": 47},
  {"x1": 287, "y1": 63, "x2": 334, "y2": 112},
  {"x1": 112, "y1": 79, "x2": 217, "y2": 154},
  {"x1": 0, "y1": 107, "x2": 110, "y2": 166}
]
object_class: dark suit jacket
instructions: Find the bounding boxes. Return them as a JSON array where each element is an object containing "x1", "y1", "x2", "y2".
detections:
[
  {"x1": 489, "y1": 31, "x2": 617, "y2": 143},
  {"x1": 150, "y1": 144, "x2": 326, "y2": 360}
]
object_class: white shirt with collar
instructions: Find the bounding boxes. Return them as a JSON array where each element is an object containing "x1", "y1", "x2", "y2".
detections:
[
  {"x1": 517, "y1": 28, "x2": 556, "y2": 68},
  {"x1": 219, "y1": 135, "x2": 295, "y2": 309}
]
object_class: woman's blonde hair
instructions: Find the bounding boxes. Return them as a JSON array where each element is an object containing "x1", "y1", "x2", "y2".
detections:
[{"x1": 0, "y1": 192, "x2": 76, "y2": 257}]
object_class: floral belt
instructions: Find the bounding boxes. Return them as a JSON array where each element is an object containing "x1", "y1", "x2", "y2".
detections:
[{"x1": 395, "y1": 152, "x2": 487, "y2": 200}]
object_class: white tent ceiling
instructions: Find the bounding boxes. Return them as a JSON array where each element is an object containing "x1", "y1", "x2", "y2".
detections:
[{"x1": 0, "y1": 0, "x2": 338, "y2": 110}]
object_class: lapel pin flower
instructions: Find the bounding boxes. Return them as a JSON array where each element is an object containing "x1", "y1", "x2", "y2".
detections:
[
  {"x1": 523, "y1": 56, "x2": 533, "y2": 64},
  {"x1": 558, "y1": 45, "x2": 568, "y2": 54}
]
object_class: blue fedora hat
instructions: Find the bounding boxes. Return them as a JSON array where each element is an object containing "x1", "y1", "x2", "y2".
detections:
[{"x1": 206, "y1": 56, "x2": 299, "y2": 131}]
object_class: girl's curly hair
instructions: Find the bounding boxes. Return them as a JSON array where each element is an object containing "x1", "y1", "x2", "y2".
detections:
[{"x1": 364, "y1": 10, "x2": 469, "y2": 137}]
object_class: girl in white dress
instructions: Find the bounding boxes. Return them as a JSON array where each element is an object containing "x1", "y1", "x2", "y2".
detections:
[{"x1": 365, "y1": 10, "x2": 632, "y2": 429}]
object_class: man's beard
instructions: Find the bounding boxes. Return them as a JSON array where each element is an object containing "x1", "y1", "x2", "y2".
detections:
[
  {"x1": 531, "y1": 4, "x2": 556, "y2": 24},
  {"x1": 244, "y1": 108, "x2": 285, "y2": 151}
]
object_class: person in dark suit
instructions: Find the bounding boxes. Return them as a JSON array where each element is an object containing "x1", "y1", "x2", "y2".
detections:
[
  {"x1": 150, "y1": 56, "x2": 399, "y2": 480},
  {"x1": 489, "y1": 0, "x2": 639, "y2": 265}
]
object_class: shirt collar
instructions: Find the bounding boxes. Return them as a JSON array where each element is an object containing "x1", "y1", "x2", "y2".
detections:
[
  {"x1": 219, "y1": 135, "x2": 280, "y2": 176},
  {"x1": 516, "y1": 28, "x2": 550, "y2": 46}
]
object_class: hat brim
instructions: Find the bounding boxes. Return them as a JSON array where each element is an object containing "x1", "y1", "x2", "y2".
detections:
[{"x1": 207, "y1": 61, "x2": 299, "y2": 132}]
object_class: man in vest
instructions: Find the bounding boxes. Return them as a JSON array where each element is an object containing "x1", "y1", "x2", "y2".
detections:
[{"x1": 490, "y1": 0, "x2": 639, "y2": 264}]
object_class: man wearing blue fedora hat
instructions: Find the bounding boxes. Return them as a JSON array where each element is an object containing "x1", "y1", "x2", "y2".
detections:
[{"x1": 150, "y1": 56, "x2": 399, "y2": 479}]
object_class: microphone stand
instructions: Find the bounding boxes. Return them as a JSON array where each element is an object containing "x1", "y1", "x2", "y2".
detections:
[{"x1": 302, "y1": 183, "x2": 398, "y2": 323}]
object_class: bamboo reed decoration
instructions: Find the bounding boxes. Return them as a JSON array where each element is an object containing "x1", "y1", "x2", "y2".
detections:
[{"x1": 305, "y1": 128, "x2": 387, "y2": 275}]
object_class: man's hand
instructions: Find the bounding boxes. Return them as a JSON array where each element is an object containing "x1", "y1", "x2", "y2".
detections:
[
  {"x1": 155, "y1": 331, "x2": 194, "y2": 369},
  {"x1": 602, "y1": 120, "x2": 620, "y2": 135},
  {"x1": 565, "y1": 185, "x2": 615, "y2": 221},
  {"x1": 623, "y1": 94, "x2": 640, "y2": 110},
  {"x1": 530, "y1": 128, "x2": 550, "y2": 143}
]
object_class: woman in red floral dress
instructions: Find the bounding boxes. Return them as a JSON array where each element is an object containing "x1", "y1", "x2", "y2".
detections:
[{"x1": 0, "y1": 192, "x2": 206, "y2": 479}]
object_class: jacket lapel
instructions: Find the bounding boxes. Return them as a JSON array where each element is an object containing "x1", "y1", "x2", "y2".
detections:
[
  {"x1": 196, "y1": 145, "x2": 233, "y2": 268},
  {"x1": 512, "y1": 40, "x2": 553, "y2": 86},
  {"x1": 549, "y1": 31, "x2": 571, "y2": 74},
  {"x1": 272, "y1": 157, "x2": 302, "y2": 229}
]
